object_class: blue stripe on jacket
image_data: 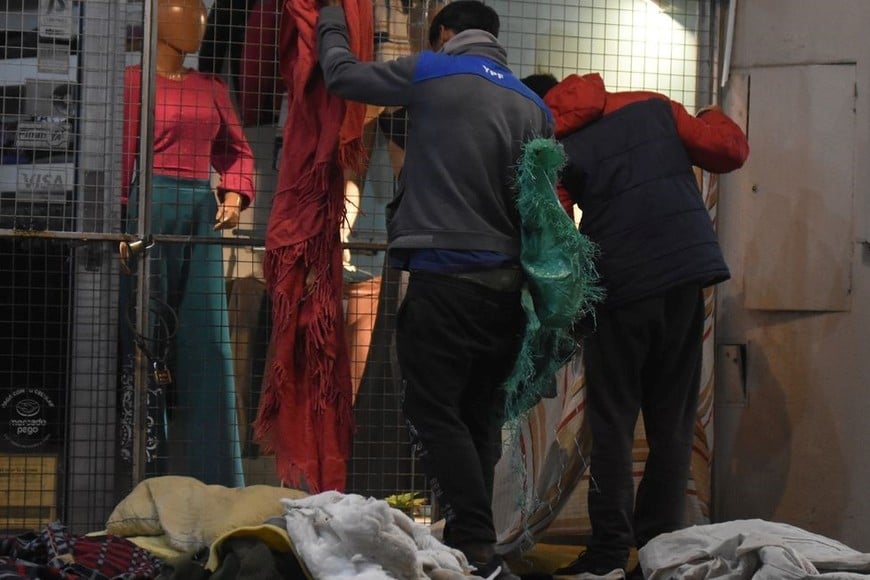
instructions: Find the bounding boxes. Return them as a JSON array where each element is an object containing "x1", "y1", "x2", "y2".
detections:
[{"x1": 413, "y1": 52, "x2": 553, "y2": 124}]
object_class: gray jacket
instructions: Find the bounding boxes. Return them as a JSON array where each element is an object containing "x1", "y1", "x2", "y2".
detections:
[{"x1": 317, "y1": 7, "x2": 553, "y2": 256}]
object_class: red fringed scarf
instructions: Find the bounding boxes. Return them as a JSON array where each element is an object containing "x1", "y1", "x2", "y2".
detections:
[{"x1": 255, "y1": 0, "x2": 372, "y2": 493}]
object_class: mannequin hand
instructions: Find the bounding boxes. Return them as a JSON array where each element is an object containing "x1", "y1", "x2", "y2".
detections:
[
  {"x1": 119, "y1": 240, "x2": 131, "y2": 275},
  {"x1": 118, "y1": 236, "x2": 152, "y2": 275},
  {"x1": 215, "y1": 192, "x2": 242, "y2": 231}
]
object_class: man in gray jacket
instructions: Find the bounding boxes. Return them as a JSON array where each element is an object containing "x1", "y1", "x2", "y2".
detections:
[{"x1": 317, "y1": 2, "x2": 553, "y2": 578}]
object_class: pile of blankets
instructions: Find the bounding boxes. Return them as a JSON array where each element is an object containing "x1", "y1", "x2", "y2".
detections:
[
  {"x1": 101, "y1": 476, "x2": 473, "y2": 579},
  {"x1": 9, "y1": 476, "x2": 870, "y2": 579}
]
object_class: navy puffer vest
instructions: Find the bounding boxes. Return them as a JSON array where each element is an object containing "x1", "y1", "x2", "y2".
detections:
[{"x1": 560, "y1": 98, "x2": 730, "y2": 308}]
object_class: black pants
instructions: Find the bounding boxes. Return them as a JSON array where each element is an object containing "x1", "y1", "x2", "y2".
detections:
[
  {"x1": 397, "y1": 271, "x2": 524, "y2": 555},
  {"x1": 583, "y1": 284, "x2": 704, "y2": 565}
]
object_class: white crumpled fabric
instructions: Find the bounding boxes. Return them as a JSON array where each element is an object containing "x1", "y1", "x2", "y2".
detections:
[
  {"x1": 282, "y1": 491, "x2": 473, "y2": 579},
  {"x1": 639, "y1": 519, "x2": 870, "y2": 580}
]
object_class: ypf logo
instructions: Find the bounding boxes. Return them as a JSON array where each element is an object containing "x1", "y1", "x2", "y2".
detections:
[
  {"x1": 482, "y1": 64, "x2": 504, "y2": 79},
  {"x1": 1, "y1": 388, "x2": 55, "y2": 449}
]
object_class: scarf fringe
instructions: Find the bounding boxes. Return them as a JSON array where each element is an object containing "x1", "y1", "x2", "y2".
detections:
[
  {"x1": 259, "y1": 240, "x2": 351, "y2": 409},
  {"x1": 339, "y1": 136, "x2": 369, "y2": 176},
  {"x1": 256, "y1": 0, "x2": 369, "y2": 493},
  {"x1": 292, "y1": 161, "x2": 336, "y2": 215},
  {"x1": 254, "y1": 169, "x2": 354, "y2": 481},
  {"x1": 252, "y1": 359, "x2": 289, "y2": 447}
]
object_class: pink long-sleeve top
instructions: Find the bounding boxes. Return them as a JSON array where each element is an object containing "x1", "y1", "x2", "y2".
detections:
[{"x1": 122, "y1": 65, "x2": 256, "y2": 207}]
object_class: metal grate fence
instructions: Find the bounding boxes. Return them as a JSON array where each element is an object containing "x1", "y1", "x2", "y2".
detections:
[{"x1": 0, "y1": 0, "x2": 717, "y2": 535}]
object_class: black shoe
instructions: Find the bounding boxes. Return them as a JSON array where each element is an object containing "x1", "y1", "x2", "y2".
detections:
[
  {"x1": 552, "y1": 550, "x2": 625, "y2": 578},
  {"x1": 471, "y1": 554, "x2": 521, "y2": 580}
]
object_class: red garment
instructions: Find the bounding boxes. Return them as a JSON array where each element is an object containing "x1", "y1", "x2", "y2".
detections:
[
  {"x1": 122, "y1": 66, "x2": 256, "y2": 206},
  {"x1": 239, "y1": 0, "x2": 281, "y2": 126},
  {"x1": 546, "y1": 73, "x2": 750, "y2": 215},
  {"x1": 254, "y1": 0, "x2": 372, "y2": 493}
]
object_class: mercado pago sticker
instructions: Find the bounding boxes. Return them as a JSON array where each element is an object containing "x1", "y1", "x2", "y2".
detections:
[{"x1": 1, "y1": 388, "x2": 56, "y2": 449}]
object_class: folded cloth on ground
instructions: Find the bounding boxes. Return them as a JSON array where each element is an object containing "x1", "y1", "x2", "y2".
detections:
[
  {"x1": 158, "y1": 523, "x2": 311, "y2": 580},
  {"x1": 281, "y1": 491, "x2": 470, "y2": 579},
  {"x1": 106, "y1": 475, "x2": 306, "y2": 553},
  {"x1": 209, "y1": 534, "x2": 308, "y2": 580},
  {"x1": 639, "y1": 519, "x2": 870, "y2": 579},
  {"x1": 205, "y1": 521, "x2": 308, "y2": 575}
]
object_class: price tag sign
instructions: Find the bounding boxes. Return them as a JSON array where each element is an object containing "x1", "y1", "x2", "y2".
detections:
[{"x1": 39, "y1": 0, "x2": 73, "y2": 40}]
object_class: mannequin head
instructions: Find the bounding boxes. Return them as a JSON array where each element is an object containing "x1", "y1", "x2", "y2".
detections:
[{"x1": 157, "y1": 0, "x2": 207, "y2": 58}]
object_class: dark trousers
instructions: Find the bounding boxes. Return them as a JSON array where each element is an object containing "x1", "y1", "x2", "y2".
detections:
[
  {"x1": 583, "y1": 284, "x2": 703, "y2": 565},
  {"x1": 397, "y1": 271, "x2": 524, "y2": 555}
]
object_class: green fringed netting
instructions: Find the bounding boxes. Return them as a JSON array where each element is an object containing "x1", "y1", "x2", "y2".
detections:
[
  {"x1": 499, "y1": 137, "x2": 603, "y2": 552},
  {"x1": 502, "y1": 137, "x2": 605, "y2": 425}
]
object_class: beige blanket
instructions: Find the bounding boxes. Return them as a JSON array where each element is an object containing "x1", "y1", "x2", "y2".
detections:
[{"x1": 106, "y1": 476, "x2": 307, "y2": 554}]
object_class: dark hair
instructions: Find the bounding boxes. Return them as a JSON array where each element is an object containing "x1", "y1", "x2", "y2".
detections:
[
  {"x1": 521, "y1": 73, "x2": 559, "y2": 98},
  {"x1": 428, "y1": 1, "x2": 500, "y2": 49}
]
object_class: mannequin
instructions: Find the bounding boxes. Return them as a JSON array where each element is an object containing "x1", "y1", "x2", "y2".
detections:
[
  {"x1": 120, "y1": 0, "x2": 254, "y2": 487},
  {"x1": 340, "y1": 0, "x2": 445, "y2": 276},
  {"x1": 342, "y1": 0, "x2": 443, "y2": 498},
  {"x1": 341, "y1": 0, "x2": 444, "y2": 384}
]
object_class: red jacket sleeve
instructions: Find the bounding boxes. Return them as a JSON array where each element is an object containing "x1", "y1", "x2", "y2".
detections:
[
  {"x1": 210, "y1": 76, "x2": 257, "y2": 208},
  {"x1": 670, "y1": 101, "x2": 749, "y2": 173}
]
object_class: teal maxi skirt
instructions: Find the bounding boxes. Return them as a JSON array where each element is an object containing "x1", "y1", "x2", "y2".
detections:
[{"x1": 124, "y1": 174, "x2": 244, "y2": 487}]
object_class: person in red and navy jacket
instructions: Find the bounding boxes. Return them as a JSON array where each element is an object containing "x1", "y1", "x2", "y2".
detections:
[{"x1": 522, "y1": 72, "x2": 749, "y2": 580}]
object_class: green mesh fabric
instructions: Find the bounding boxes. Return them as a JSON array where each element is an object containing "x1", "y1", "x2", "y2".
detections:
[{"x1": 503, "y1": 137, "x2": 604, "y2": 425}]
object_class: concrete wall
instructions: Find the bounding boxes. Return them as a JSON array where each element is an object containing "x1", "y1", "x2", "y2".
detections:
[{"x1": 715, "y1": 0, "x2": 870, "y2": 551}]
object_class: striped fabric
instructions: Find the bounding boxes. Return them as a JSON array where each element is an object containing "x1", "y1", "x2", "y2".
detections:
[{"x1": 0, "y1": 522, "x2": 163, "y2": 579}]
